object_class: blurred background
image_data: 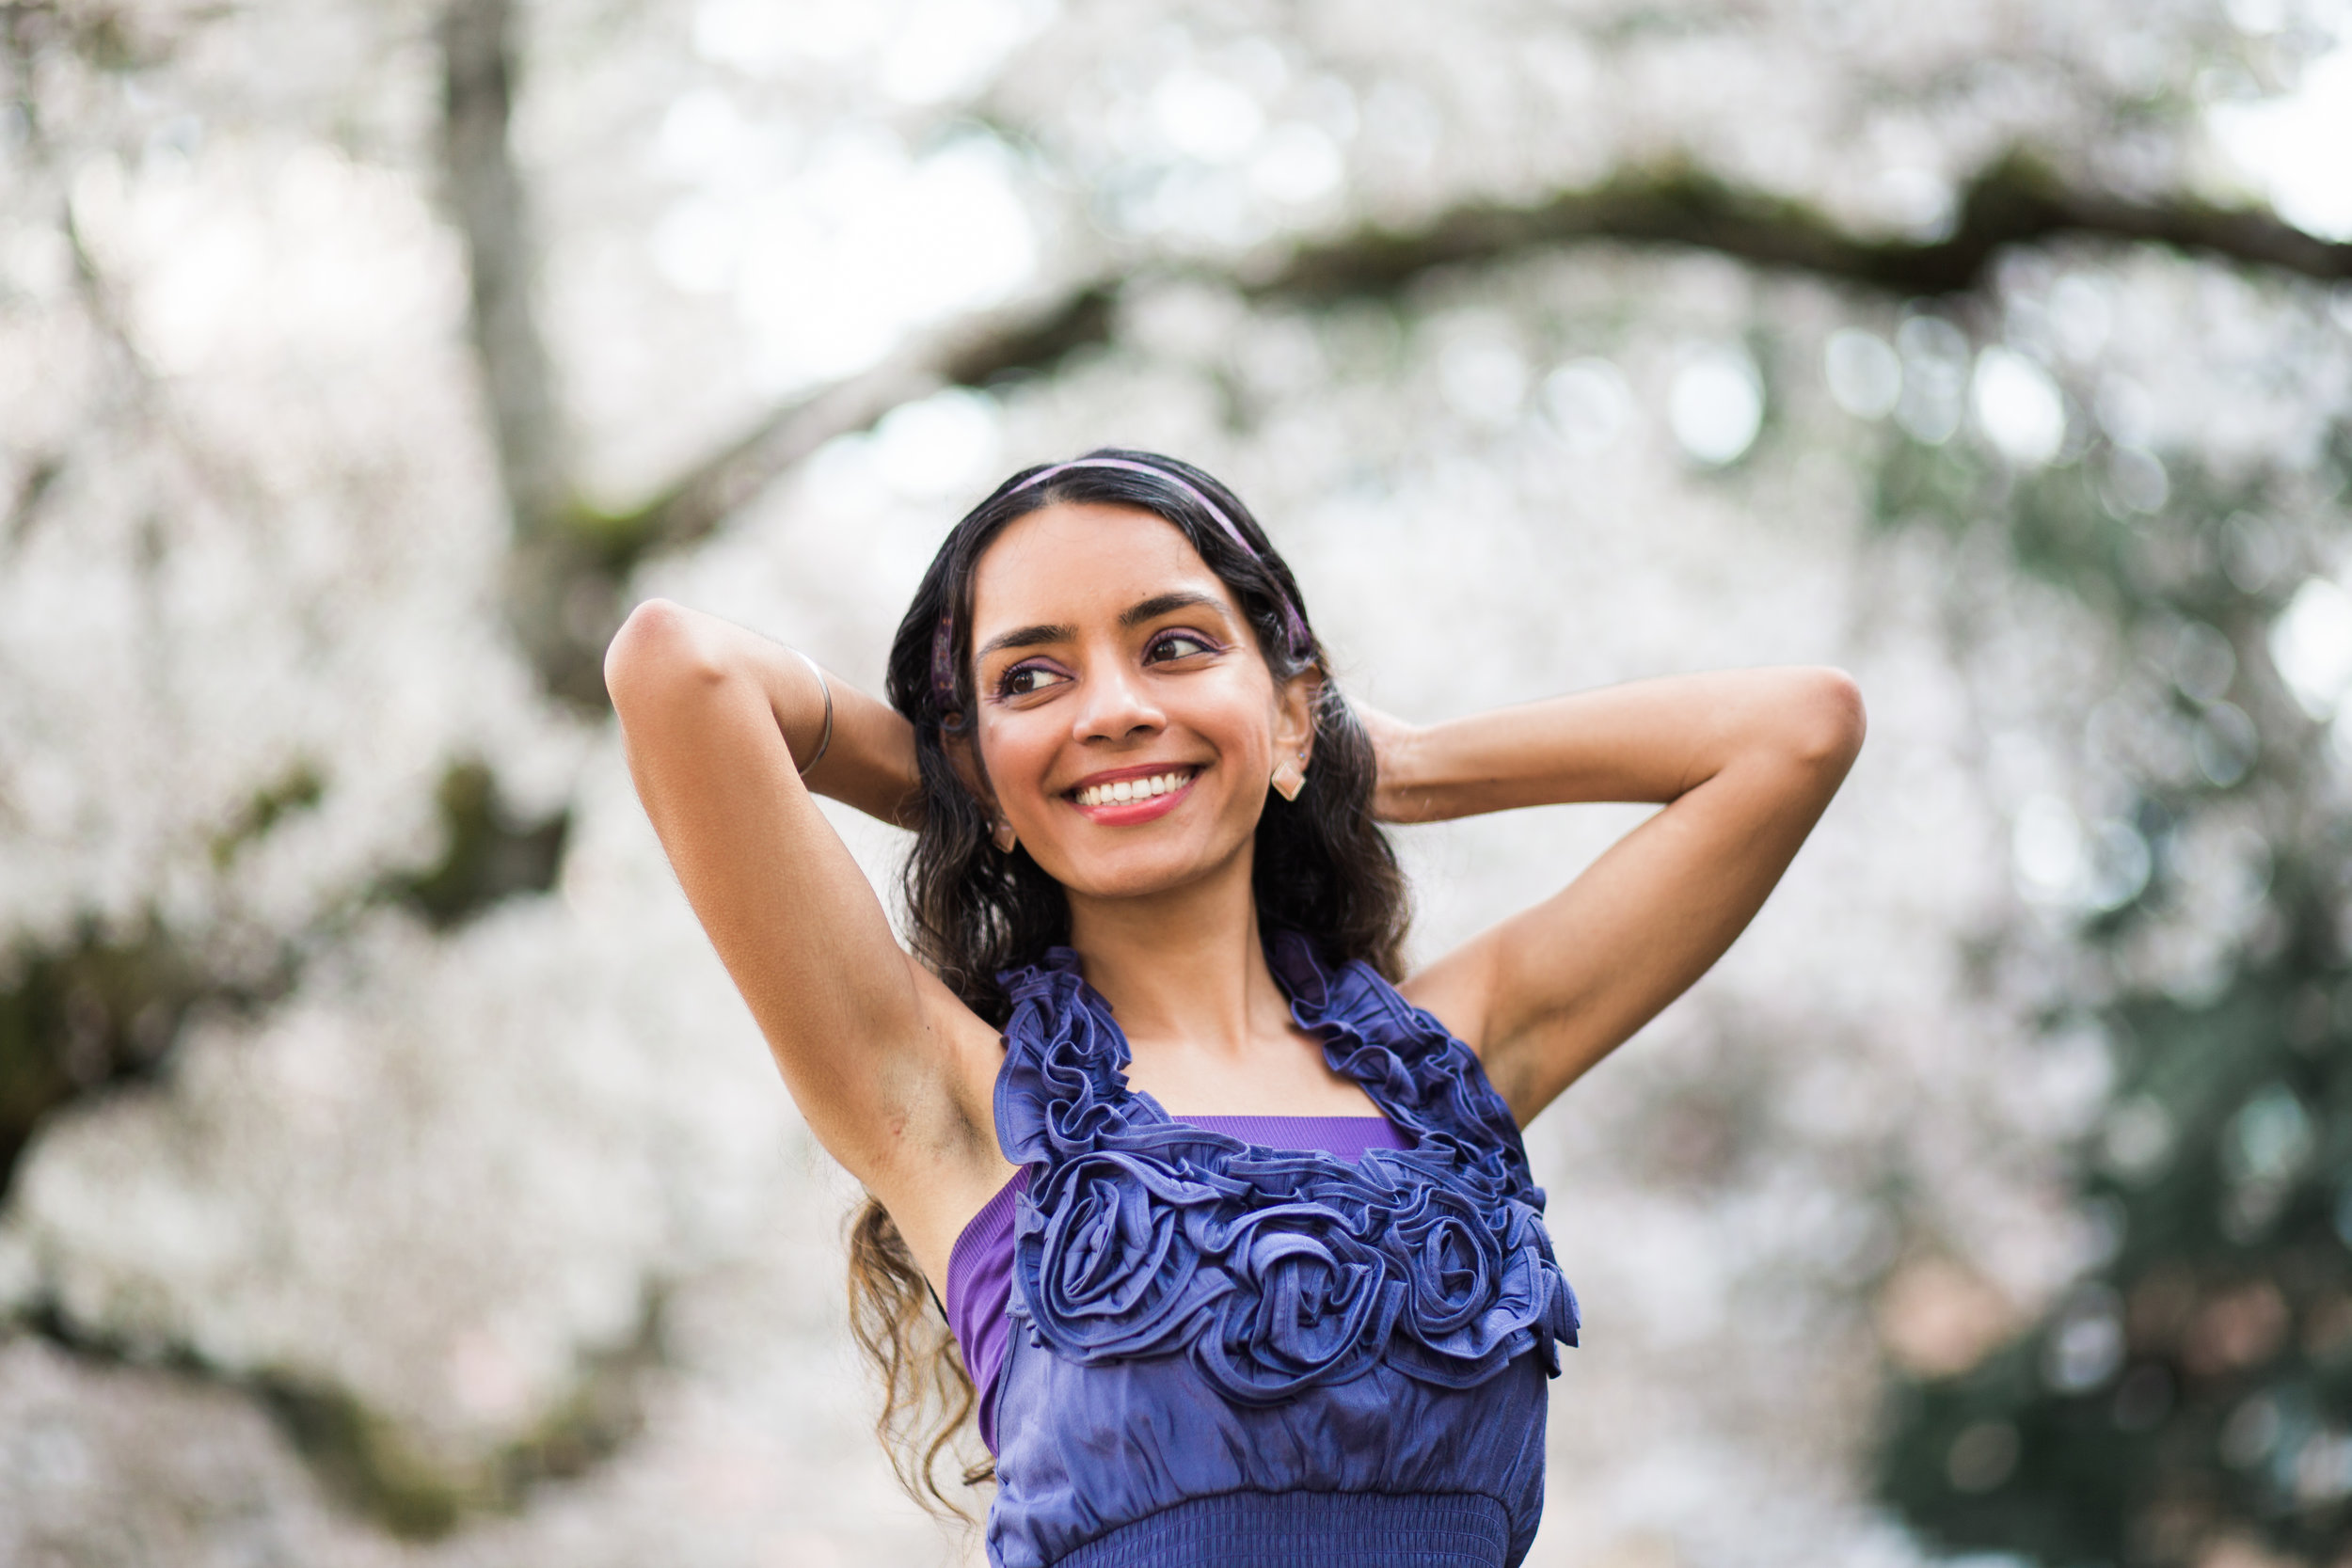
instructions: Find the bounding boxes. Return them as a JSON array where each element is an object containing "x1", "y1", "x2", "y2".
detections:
[{"x1": 2, "y1": 0, "x2": 2350, "y2": 1563}]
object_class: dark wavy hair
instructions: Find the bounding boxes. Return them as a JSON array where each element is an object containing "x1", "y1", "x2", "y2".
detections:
[{"x1": 845, "y1": 448, "x2": 1410, "y2": 1515}]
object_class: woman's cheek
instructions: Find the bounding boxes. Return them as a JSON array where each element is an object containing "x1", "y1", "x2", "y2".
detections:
[{"x1": 980, "y1": 730, "x2": 1053, "y2": 835}]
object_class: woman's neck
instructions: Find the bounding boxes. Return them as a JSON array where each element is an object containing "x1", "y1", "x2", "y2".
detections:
[{"x1": 1062, "y1": 861, "x2": 1289, "y2": 1063}]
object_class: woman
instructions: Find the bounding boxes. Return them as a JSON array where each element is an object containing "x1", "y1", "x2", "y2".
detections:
[{"x1": 605, "y1": 451, "x2": 1863, "y2": 1567}]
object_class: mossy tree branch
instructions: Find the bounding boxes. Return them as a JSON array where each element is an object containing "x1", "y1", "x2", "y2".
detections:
[
  {"x1": 19, "y1": 1286, "x2": 664, "y2": 1541},
  {"x1": 607, "y1": 281, "x2": 1120, "y2": 556},
  {"x1": 0, "y1": 923, "x2": 287, "y2": 1190},
  {"x1": 490, "y1": 153, "x2": 2351, "y2": 710},
  {"x1": 437, "y1": 0, "x2": 592, "y2": 705},
  {"x1": 0, "y1": 759, "x2": 568, "y2": 1200},
  {"x1": 1253, "y1": 152, "x2": 2352, "y2": 303}
]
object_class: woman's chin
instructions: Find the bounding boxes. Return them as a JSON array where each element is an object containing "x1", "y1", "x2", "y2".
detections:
[{"x1": 1037, "y1": 837, "x2": 1248, "y2": 905}]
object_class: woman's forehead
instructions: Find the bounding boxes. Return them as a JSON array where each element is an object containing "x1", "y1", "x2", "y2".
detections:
[{"x1": 968, "y1": 502, "x2": 1242, "y2": 632}]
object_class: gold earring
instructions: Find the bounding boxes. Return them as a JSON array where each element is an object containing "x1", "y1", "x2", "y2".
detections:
[
  {"x1": 1272, "y1": 753, "x2": 1307, "y2": 802},
  {"x1": 992, "y1": 819, "x2": 1018, "y2": 853}
]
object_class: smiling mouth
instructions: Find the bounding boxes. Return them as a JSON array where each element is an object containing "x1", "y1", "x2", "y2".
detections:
[{"x1": 1068, "y1": 768, "x2": 1201, "y2": 809}]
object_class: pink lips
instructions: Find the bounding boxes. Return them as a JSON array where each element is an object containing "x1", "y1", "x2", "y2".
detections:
[{"x1": 1065, "y1": 768, "x2": 1201, "y2": 827}]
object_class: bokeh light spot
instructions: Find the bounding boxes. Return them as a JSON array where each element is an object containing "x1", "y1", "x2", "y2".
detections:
[
  {"x1": 1971, "y1": 347, "x2": 2067, "y2": 467},
  {"x1": 1542, "y1": 357, "x2": 1632, "y2": 453},
  {"x1": 1823, "y1": 328, "x2": 1900, "y2": 420},
  {"x1": 1667, "y1": 346, "x2": 1764, "y2": 466}
]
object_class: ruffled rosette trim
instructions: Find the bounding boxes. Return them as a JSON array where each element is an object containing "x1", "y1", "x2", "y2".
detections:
[{"x1": 996, "y1": 930, "x2": 1579, "y2": 1408}]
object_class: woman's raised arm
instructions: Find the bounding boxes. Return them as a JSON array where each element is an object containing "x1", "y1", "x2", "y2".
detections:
[
  {"x1": 1375, "y1": 668, "x2": 1865, "y2": 1126},
  {"x1": 603, "y1": 600, "x2": 1004, "y2": 1262}
]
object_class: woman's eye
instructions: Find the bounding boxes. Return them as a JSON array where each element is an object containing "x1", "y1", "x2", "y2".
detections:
[
  {"x1": 997, "y1": 662, "x2": 1070, "y2": 698},
  {"x1": 1149, "y1": 631, "x2": 1217, "y2": 662}
]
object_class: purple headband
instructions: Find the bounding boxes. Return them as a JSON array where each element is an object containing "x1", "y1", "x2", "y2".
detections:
[{"x1": 928, "y1": 458, "x2": 1312, "y2": 720}]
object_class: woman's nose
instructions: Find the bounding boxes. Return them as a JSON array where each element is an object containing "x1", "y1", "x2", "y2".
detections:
[{"x1": 1072, "y1": 656, "x2": 1164, "y2": 742}]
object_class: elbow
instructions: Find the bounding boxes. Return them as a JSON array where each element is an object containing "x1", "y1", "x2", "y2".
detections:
[
  {"x1": 1782, "y1": 666, "x2": 1866, "y2": 776},
  {"x1": 604, "y1": 597, "x2": 726, "y2": 716}
]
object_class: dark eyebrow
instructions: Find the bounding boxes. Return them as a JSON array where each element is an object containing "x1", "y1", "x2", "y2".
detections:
[
  {"x1": 1120, "y1": 591, "x2": 1228, "y2": 628},
  {"x1": 975, "y1": 622, "x2": 1075, "y2": 661},
  {"x1": 974, "y1": 593, "x2": 1232, "y2": 662}
]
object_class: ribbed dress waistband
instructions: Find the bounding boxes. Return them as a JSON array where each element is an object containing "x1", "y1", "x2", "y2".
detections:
[{"x1": 1050, "y1": 1491, "x2": 1511, "y2": 1568}]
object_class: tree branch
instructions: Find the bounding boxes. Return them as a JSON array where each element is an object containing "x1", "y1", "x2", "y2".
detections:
[
  {"x1": 20, "y1": 1284, "x2": 665, "y2": 1541},
  {"x1": 607, "y1": 280, "x2": 1117, "y2": 554},
  {"x1": 1251, "y1": 152, "x2": 2352, "y2": 302},
  {"x1": 438, "y1": 0, "x2": 564, "y2": 534},
  {"x1": 508, "y1": 153, "x2": 2348, "y2": 705},
  {"x1": 437, "y1": 0, "x2": 604, "y2": 705},
  {"x1": 0, "y1": 759, "x2": 567, "y2": 1201},
  {"x1": 494, "y1": 282, "x2": 1116, "y2": 706}
]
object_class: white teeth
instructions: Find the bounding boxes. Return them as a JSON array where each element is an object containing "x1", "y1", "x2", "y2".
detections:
[{"x1": 1074, "y1": 770, "x2": 1193, "y2": 808}]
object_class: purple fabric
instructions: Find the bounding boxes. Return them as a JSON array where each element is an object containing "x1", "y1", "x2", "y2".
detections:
[
  {"x1": 946, "y1": 1113, "x2": 1410, "y2": 1450},
  {"x1": 974, "y1": 932, "x2": 1574, "y2": 1567}
]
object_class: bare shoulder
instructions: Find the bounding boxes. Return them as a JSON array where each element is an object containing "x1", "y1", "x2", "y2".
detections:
[
  {"x1": 873, "y1": 959, "x2": 1021, "y2": 1279},
  {"x1": 605, "y1": 597, "x2": 1013, "y2": 1272},
  {"x1": 1396, "y1": 943, "x2": 1500, "y2": 1062}
]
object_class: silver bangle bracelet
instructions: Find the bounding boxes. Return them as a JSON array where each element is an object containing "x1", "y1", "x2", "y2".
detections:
[{"x1": 789, "y1": 647, "x2": 834, "y2": 778}]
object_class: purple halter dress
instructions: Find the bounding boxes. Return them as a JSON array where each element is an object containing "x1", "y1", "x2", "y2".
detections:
[{"x1": 942, "y1": 931, "x2": 1580, "y2": 1567}]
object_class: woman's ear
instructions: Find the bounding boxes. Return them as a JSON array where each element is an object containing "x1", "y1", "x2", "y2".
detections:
[
  {"x1": 944, "y1": 726, "x2": 1016, "y2": 847},
  {"x1": 942, "y1": 726, "x2": 992, "y2": 806},
  {"x1": 1271, "y1": 669, "x2": 1322, "y2": 796}
]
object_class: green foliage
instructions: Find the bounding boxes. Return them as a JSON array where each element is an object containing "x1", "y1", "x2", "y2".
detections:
[
  {"x1": 0, "y1": 922, "x2": 231, "y2": 1196},
  {"x1": 8, "y1": 1290, "x2": 665, "y2": 1543},
  {"x1": 1, "y1": 759, "x2": 568, "y2": 1197},
  {"x1": 262, "y1": 1377, "x2": 474, "y2": 1540},
  {"x1": 378, "y1": 759, "x2": 570, "y2": 930},
  {"x1": 209, "y1": 763, "x2": 326, "y2": 869},
  {"x1": 1872, "y1": 395, "x2": 2352, "y2": 1562},
  {"x1": 259, "y1": 1294, "x2": 656, "y2": 1541},
  {"x1": 1883, "y1": 941, "x2": 2352, "y2": 1563}
]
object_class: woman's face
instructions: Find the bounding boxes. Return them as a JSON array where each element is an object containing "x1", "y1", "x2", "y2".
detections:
[{"x1": 961, "y1": 501, "x2": 1313, "y2": 902}]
